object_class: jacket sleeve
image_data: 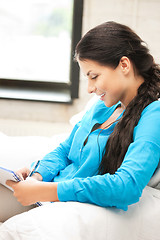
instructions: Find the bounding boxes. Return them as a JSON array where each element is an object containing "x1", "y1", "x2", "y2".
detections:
[
  {"x1": 34, "y1": 121, "x2": 81, "y2": 182},
  {"x1": 57, "y1": 102, "x2": 160, "y2": 210}
]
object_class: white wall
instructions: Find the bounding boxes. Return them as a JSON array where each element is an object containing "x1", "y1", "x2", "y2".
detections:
[
  {"x1": 83, "y1": 0, "x2": 160, "y2": 63},
  {"x1": 0, "y1": 0, "x2": 160, "y2": 124}
]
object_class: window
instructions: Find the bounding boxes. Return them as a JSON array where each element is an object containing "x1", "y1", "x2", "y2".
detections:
[{"x1": 0, "y1": 0, "x2": 83, "y2": 102}]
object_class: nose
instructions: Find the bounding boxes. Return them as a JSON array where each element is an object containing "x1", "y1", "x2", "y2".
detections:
[{"x1": 87, "y1": 80, "x2": 96, "y2": 94}]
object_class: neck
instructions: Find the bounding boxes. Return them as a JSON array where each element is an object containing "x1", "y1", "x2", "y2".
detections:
[{"x1": 122, "y1": 75, "x2": 144, "y2": 107}]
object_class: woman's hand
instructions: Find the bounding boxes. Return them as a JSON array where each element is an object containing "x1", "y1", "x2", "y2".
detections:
[
  {"x1": 6, "y1": 178, "x2": 59, "y2": 206},
  {"x1": 16, "y1": 167, "x2": 43, "y2": 181},
  {"x1": 16, "y1": 167, "x2": 30, "y2": 180}
]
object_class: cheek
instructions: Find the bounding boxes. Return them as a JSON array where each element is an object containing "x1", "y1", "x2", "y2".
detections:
[
  {"x1": 97, "y1": 70, "x2": 125, "y2": 94},
  {"x1": 110, "y1": 83, "x2": 124, "y2": 94},
  {"x1": 108, "y1": 75, "x2": 126, "y2": 94},
  {"x1": 102, "y1": 81, "x2": 122, "y2": 95}
]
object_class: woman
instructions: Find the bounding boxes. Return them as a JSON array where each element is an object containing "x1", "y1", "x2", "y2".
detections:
[{"x1": 0, "y1": 21, "x2": 160, "y2": 239}]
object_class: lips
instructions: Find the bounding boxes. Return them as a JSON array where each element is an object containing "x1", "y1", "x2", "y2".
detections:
[
  {"x1": 99, "y1": 93, "x2": 106, "y2": 101},
  {"x1": 100, "y1": 93, "x2": 105, "y2": 97}
]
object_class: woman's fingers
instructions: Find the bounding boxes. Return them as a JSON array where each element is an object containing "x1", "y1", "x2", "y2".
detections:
[
  {"x1": 6, "y1": 180, "x2": 17, "y2": 188},
  {"x1": 16, "y1": 167, "x2": 30, "y2": 180}
]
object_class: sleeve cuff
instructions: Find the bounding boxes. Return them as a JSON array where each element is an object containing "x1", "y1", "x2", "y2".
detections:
[
  {"x1": 57, "y1": 180, "x2": 77, "y2": 202},
  {"x1": 30, "y1": 162, "x2": 55, "y2": 182}
]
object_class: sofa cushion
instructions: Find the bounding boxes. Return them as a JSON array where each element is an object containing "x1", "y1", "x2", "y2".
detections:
[{"x1": 0, "y1": 133, "x2": 68, "y2": 170}]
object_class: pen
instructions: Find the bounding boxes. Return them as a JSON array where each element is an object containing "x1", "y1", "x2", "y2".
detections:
[
  {"x1": 27, "y1": 160, "x2": 42, "y2": 207},
  {"x1": 28, "y1": 160, "x2": 40, "y2": 177}
]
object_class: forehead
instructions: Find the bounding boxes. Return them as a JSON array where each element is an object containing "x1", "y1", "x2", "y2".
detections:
[{"x1": 78, "y1": 59, "x2": 105, "y2": 73}]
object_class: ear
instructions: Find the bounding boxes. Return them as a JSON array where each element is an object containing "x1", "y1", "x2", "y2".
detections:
[{"x1": 119, "y1": 56, "x2": 131, "y2": 75}]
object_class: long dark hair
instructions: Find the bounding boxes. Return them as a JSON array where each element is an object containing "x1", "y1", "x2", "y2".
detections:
[{"x1": 75, "y1": 21, "x2": 160, "y2": 174}]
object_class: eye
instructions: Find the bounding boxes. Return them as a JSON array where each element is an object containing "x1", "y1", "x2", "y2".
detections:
[{"x1": 91, "y1": 75, "x2": 98, "y2": 80}]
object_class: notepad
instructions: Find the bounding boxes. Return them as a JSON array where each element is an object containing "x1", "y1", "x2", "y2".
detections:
[
  {"x1": 0, "y1": 166, "x2": 42, "y2": 207},
  {"x1": 0, "y1": 166, "x2": 22, "y2": 191}
]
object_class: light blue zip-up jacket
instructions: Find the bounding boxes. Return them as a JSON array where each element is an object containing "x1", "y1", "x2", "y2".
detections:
[{"x1": 36, "y1": 100, "x2": 160, "y2": 210}]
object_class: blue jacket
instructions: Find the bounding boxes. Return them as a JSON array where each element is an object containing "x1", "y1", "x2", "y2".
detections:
[{"x1": 36, "y1": 100, "x2": 160, "y2": 210}]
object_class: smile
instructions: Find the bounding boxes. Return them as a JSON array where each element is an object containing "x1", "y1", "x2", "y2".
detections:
[{"x1": 99, "y1": 93, "x2": 106, "y2": 101}]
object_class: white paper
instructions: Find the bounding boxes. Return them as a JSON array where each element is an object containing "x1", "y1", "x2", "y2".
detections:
[{"x1": 0, "y1": 166, "x2": 21, "y2": 191}]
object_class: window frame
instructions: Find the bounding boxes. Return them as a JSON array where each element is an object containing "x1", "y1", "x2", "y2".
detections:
[{"x1": 0, "y1": 0, "x2": 83, "y2": 103}]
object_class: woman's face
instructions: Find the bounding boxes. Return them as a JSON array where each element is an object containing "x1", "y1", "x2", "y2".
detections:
[{"x1": 78, "y1": 59, "x2": 131, "y2": 107}]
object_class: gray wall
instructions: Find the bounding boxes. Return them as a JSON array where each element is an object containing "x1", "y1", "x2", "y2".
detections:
[{"x1": 0, "y1": 0, "x2": 160, "y2": 123}]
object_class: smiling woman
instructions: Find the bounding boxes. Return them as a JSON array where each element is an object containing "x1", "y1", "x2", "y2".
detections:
[{"x1": 0, "y1": 21, "x2": 160, "y2": 240}]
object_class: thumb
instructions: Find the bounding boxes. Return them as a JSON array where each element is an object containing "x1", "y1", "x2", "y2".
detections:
[{"x1": 6, "y1": 180, "x2": 17, "y2": 188}]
